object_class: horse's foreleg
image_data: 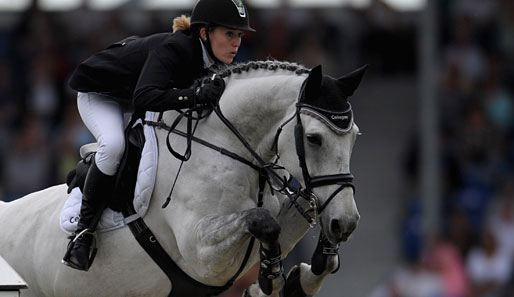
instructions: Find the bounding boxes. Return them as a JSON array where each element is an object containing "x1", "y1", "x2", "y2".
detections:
[
  {"x1": 228, "y1": 208, "x2": 284, "y2": 297},
  {"x1": 247, "y1": 208, "x2": 286, "y2": 296},
  {"x1": 243, "y1": 281, "x2": 281, "y2": 297},
  {"x1": 193, "y1": 208, "x2": 284, "y2": 295},
  {"x1": 283, "y1": 232, "x2": 340, "y2": 297},
  {"x1": 194, "y1": 208, "x2": 280, "y2": 259}
]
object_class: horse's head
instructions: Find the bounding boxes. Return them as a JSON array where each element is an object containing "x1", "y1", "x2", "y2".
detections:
[
  {"x1": 280, "y1": 64, "x2": 367, "y2": 244},
  {"x1": 201, "y1": 61, "x2": 365, "y2": 244}
]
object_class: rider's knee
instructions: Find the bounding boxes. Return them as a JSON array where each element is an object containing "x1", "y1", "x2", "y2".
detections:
[
  {"x1": 96, "y1": 135, "x2": 126, "y2": 175},
  {"x1": 100, "y1": 134, "x2": 126, "y2": 157}
]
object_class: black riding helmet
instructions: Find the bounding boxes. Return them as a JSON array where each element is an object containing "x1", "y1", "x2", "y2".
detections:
[
  {"x1": 191, "y1": 0, "x2": 255, "y2": 65},
  {"x1": 191, "y1": 0, "x2": 256, "y2": 32}
]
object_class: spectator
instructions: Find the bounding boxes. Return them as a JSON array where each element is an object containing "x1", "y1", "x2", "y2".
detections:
[
  {"x1": 466, "y1": 229, "x2": 513, "y2": 297},
  {"x1": 371, "y1": 260, "x2": 445, "y2": 297},
  {"x1": 425, "y1": 235, "x2": 469, "y2": 297},
  {"x1": 487, "y1": 180, "x2": 514, "y2": 259}
]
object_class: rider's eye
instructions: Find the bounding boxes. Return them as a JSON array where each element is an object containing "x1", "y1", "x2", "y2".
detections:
[
  {"x1": 306, "y1": 134, "x2": 322, "y2": 146},
  {"x1": 226, "y1": 31, "x2": 243, "y2": 39}
]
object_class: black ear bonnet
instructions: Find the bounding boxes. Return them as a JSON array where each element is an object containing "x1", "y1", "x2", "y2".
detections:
[{"x1": 298, "y1": 65, "x2": 367, "y2": 135}]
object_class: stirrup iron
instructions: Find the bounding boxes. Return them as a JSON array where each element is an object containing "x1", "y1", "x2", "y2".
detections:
[{"x1": 61, "y1": 228, "x2": 98, "y2": 271}]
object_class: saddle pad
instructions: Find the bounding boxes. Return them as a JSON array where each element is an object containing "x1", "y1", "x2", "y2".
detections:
[{"x1": 60, "y1": 112, "x2": 159, "y2": 235}]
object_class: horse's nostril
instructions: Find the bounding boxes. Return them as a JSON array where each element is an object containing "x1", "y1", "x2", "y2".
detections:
[
  {"x1": 330, "y1": 219, "x2": 342, "y2": 235},
  {"x1": 329, "y1": 219, "x2": 358, "y2": 241}
]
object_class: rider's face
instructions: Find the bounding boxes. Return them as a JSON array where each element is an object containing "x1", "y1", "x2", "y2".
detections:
[{"x1": 201, "y1": 26, "x2": 243, "y2": 64}]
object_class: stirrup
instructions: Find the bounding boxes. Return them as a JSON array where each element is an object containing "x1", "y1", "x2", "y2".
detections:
[{"x1": 61, "y1": 229, "x2": 98, "y2": 271}]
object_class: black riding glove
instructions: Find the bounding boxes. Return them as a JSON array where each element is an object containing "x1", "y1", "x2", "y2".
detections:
[
  {"x1": 139, "y1": 78, "x2": 225, "y2": 111},
  {"x1": 194, "y1": 77, "x2": 225, "y2": 106}
]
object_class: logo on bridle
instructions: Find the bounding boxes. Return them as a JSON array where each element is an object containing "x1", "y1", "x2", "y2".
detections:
[
  {"x1": 300, "y1": 105, "x2": 354, "y2": 135},
  {"x1": 331, "y1": 115, "x2": 348, "y2": 121},
  {"x1": 231, "y1": 0, "x2": 246, "y2": 18}
]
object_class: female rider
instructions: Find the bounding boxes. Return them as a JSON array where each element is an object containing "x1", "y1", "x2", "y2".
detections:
[{"x1": 62, "y1": 0, "x2": 256, "y2": 271}]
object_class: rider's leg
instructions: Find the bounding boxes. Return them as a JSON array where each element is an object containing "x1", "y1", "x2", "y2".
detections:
[
  {"x1": 62, "y1": 92, "x2": 127, "y2": 271},
  {"x1": 62, "y1": 157, "x2": 116, "y2": 270}
]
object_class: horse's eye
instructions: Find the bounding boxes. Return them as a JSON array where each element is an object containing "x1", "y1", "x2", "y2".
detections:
[{"x1": 306, "y1": 134, "x2": 322, "y2": 146}]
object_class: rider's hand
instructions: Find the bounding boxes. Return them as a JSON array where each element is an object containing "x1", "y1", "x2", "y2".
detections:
[{"x1": 194, "y1": 77, "x2": 225, "y2": 106}]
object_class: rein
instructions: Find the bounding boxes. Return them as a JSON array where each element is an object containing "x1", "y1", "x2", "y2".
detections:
[
  {"x1": 209, "y1": 101, "x2": 321, "y2": 226},
  {"x1": 121, "y1": 66, "x2": 359, "y2": 295},
  {"x1": 147, "y1": 105, "x2": 319, "y2": 226},
  {"x1": 147, "y1": 76, "x2": 356, "y2": 226},
  {"x1": 136, "y1": 74, "x2": 357, "y2": 293}
]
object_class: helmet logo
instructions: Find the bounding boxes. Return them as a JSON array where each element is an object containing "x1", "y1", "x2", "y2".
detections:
[{"x1": 231, "y1": 0, "x2": 246, "y2": 18}]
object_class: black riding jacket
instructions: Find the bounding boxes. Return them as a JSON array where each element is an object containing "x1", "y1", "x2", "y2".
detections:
[{"x1": 69, "y1": 29, "x2": 210, "y2": 112}]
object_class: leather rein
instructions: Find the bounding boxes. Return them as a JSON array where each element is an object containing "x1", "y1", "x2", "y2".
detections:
[
  {"x1": 132, "y1": 76, "x2": 356, "y2": 294},
  {"x1": 146, "y1": 75, "x2": 356, "y2": 226}
]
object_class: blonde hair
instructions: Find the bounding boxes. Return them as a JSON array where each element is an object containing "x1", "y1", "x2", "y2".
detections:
[{"x1": 172, "y1": 15, "x2": 191, "y2": 33}]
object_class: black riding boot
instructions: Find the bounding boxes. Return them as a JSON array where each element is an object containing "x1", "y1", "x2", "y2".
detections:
[{"x1": 62, "y1": 158, "x2": 115, "y2": 271}]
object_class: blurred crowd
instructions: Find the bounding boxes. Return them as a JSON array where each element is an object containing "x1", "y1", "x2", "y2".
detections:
[
  {"x1": 0, "y1": 0, "x2": 402, "y2": 202},
  {"x1": 1, "y1": 0, "x2": 513, "y2": 297},
  {"x1": 374, "y1": 1, "x2": 514, "y2": 297}
]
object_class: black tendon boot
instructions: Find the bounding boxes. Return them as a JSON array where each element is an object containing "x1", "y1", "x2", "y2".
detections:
[
  {"x1": 258, "y1": 243, "x2": 284, "y2": 295},
  {"x1": 62, "y1": 158, "x2": 115, "y2": 271}
]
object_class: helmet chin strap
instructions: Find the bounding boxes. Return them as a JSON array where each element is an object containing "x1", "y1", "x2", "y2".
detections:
[{"x1": 201, "y1": 25, "x2": 223, "y2": 65}]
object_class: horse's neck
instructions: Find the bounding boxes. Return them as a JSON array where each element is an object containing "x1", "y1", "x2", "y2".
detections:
[
  {"x1": 157, "y1": 72, "x2": 304, "y2": 170},
  {"x1": 208, "y1": 74, "x2": 304, "y2": 160}
]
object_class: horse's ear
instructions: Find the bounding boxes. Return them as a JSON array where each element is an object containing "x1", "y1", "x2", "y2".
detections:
[
  {"x1": 302, "y1": 65, "x2": 323, "y2": 102},
  {"x1": 338, "y1": 64, "x2": 368, "y2": 96}
]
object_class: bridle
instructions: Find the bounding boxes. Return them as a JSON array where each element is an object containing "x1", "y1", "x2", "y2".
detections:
[
  {"x1": 272, "y1": 79, "x2": 356, "y2": 222},
  {"x1": 147, "y1": 75, "x2": 356, "y2": 226},
  {"x1": 128, "y1": 72, "x2": 358, "y2": 291},
  {"x1": 141, "y1": 75, "x2": 356, "y2": 288},
  {"x1": 292, "y1": 102, "x2": 355, "y2": 215}
]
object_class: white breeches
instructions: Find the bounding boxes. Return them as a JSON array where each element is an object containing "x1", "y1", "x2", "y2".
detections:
[{"x1": 77, "y1": 92, "x2": 132, "y2": 176}]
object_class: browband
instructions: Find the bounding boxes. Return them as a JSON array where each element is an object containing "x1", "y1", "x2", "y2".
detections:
[{"x1": 298, "y1": 103, "x2": 353, "y2": 135}]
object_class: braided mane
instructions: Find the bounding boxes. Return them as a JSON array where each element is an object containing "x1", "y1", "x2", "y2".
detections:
[{"x1": 209, "y1": 60, "x2": 310, "y2": 80}]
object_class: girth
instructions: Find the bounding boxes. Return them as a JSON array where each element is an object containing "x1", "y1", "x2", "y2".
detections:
[{"x1": 120, "y1": 170, "x2": 266, "y2": 297}]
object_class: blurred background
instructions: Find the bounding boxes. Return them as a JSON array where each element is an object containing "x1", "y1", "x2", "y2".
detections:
[{"x1": 1, "y1": 0, "x2": 513, "y2": 296}]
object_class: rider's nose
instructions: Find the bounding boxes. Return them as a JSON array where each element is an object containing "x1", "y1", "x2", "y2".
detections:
[{"x1": 234, "y1": 37, "x2": 241, "y2": 47}]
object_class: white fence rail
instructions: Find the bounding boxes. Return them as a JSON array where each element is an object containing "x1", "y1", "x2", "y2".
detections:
[{"x1": 0, "y1": 256, "x2": 27, "y2": 297}]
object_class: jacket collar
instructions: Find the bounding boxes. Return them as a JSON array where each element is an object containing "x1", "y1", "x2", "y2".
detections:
[{"x1": 199, "y1": 38, "x2": 215, "y2": 69}]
